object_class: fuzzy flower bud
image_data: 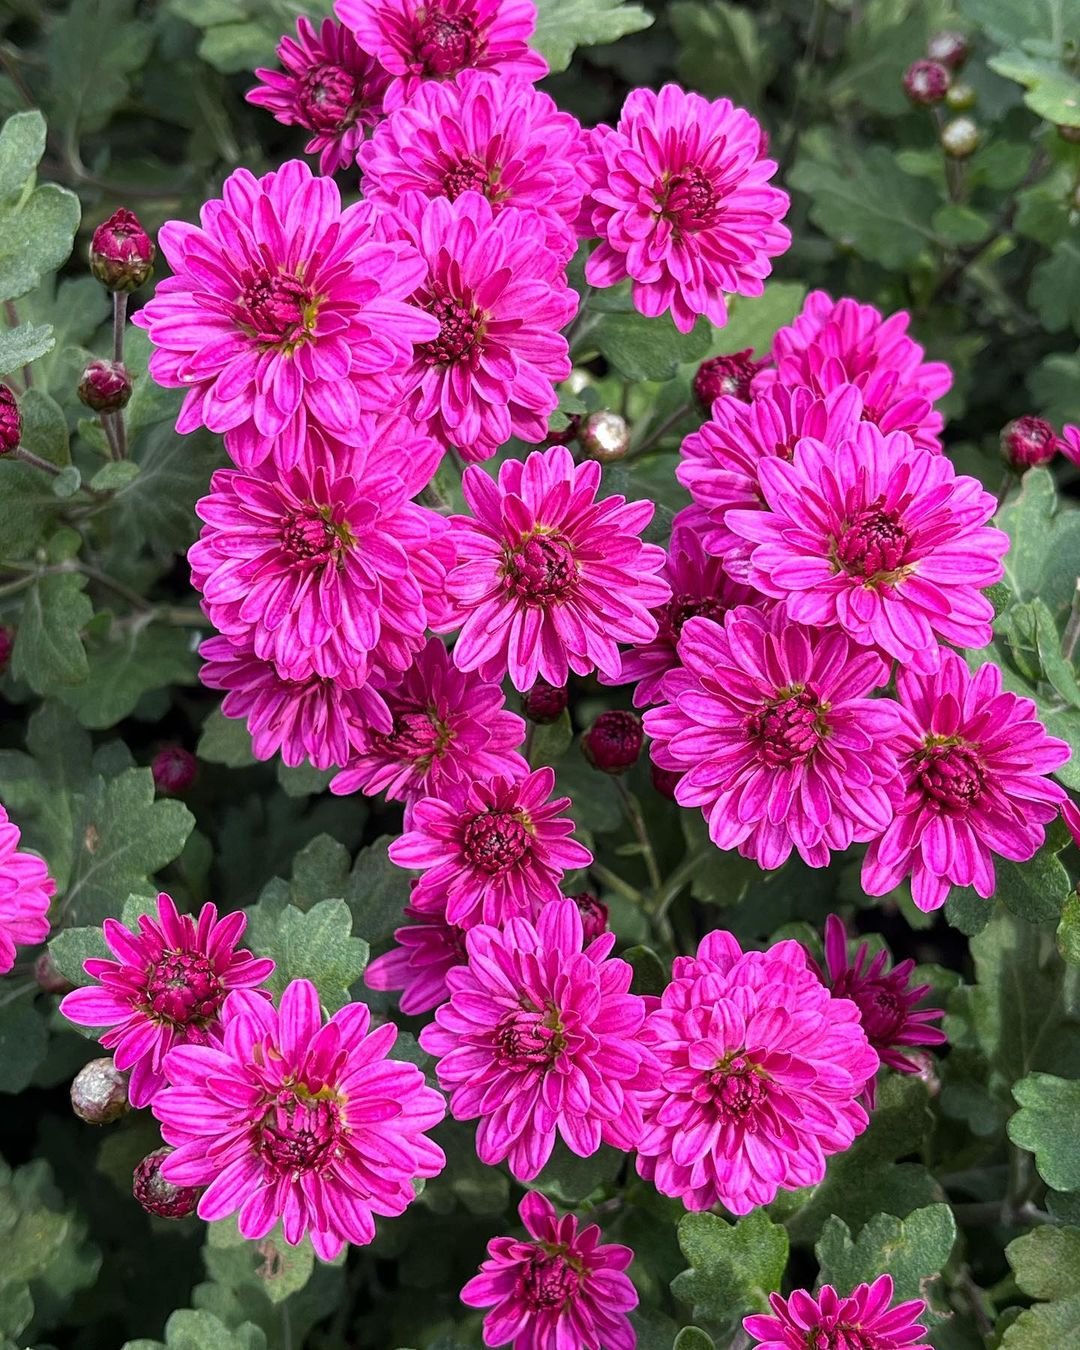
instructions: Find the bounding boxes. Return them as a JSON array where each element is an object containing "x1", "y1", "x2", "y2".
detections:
[
  {"x1": 927, "y1": 30, "x2": 971, "y2": 70},
  {"x1": 692, "y1": 349, "x2": 761, "y2": 410},
  {"x1": 903, "y1": 59, "x2": 950, "y2": 106},
  {"x1": 1001, "y1": 416, "x2": 1058, "y2": 470},
  {"x1": 941, "y1": 116, "x2": 980, "y2": 158},
  {"x1": 521, "y1": 677, "x2": 569, "y2": 725},
  {"x1": 89, "y1": 208, "x2": 155, "y2": 292},
  {"x1": 35, "y1": 950, "x2": 74, "y2": 995},
  {"x1": 0, "y1": 384, "x2": 21, "y2": 454},
  {"x1": 151, "y1": 745, "x2": 198, "y2": 796},
  {"x1": 570, "y1": 892, "x2": 608, "y2": 942},
  {"x1": 71, "y1": 1058, "x2": 129, "y2": 1125},
  {"x1": 0, "y1": 624, "x2": 13, "y2": 674},
  {"x1": 945, "y1": 81, "x2": 976, "y2": 111},
  {"x1": 582, "y1": 710, "x2": 643, "y2": 774},
  {"x1": 78, "y1": 359, "x2": 133, "y2": 414},
  {"x1": 579, "y1": 410, "x2": 630, "y2": 462},
  {"x1": 132, "y1": 1148, "x2": 200, "y2": 1219}
]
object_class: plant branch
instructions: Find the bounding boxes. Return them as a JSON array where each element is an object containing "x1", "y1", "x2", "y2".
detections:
[
  {"x1": 614, "y1": 778, "x2": 663, "y2": 894},
  {"x1": 629, "y1": 401, "x2": 693, "y2": 459}
]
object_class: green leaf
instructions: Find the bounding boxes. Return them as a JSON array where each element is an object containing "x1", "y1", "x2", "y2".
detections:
[
  {"x1": 57, "y1": 625, "x2": 199, "y2": 729},
  {"x1": 528, "y1": 709, "x2": 574, "y2": 768},
  {"x1": 18, "y1": 387, "x2": 69, "y2": 467},
  {"x1": 1030, "y1": 233, "x2": 1080, "y2": 334},
  {"x1": 592, "y1": 312, "x2": 713, "y2": 381},
  {"x1": 197, "y1": 707, "x2": 257, "y2": 768},
  {"x1": 288, "y1": 834, "x2": 351, "y2": 911},
  {"x1": 701, "y1": 283, "x2": 807, "y2": 361},
  {"x1": 49, "y1": 925, "x2": 110, "y2": 990},
  {"x1": 1008, "y1": 1073, "x2": 1080, "y2": 1191},
  {"x1": 999, "y1": 468, "x2": 1080, "y2": 620},
  {"x1": 0, "y1": 999, "x2": 49, "y2": 1094},
  {"x1": 0, "y1": 457, "x2": 60, "y2": 558},
  {"x1": 205, "y1": 1219, "x2": 315, "y2": 1307},
  {"x1": 623, "y1": 944, "x2": 668, "y2": 996},
  {"x1": 47, "y1": 0, "x2": 155, "y2": 139},
  {"x1": 673, "y1": 1330, "x2": 715, "y2": 1350},
  {"x1": 1003, "y1": 1225, "x2": 1080, "y2": 1350},
  {"x1": 1058, "y1": 892, "x2": 1080, "y2": 965},
  {"x1": 531, "y1": 0, "x2": 653, "y2": 74},
  {"x1": 110, "y1": 422, "x2": 224, "y2": 558},
  {"x1": 816, "y1": 1204, "x2": 956, "y2": 1303},
  {"x1": 536, "y1": 1140, "x2": 623, "y2": 1205},
  {"x1": 11, "y1": 572, "x2": 93, "y2": 693},
  {"x1": 123, "y1": 1308, "x2": 268, "y2": 1350},
  {"x1": 52, "y1": 464, "x2": 81, "y2": 499},
  {"x1": 992, "y1": 827, "x2": 1072, "y2": 925},
  {"x1": 0, "y1": 183, "x2": 80, "y2": 305},
  {"x1": 346, "y1": 836, "x2": 419, "y2": 947},
  {"x1": 670, "y1": 1, "x2": 774, "y2": 109},
  {"x1": 0, "y1": 111, "x2": 46, "y2": 203},
  {"x1": 89, "y1": 461, "x2": 141, "y2": 492},
  {"x1": 0, "y1": 321, "x2": 55, "y2": 377},
  {"x1": 249, "y1": 897, "x2": 368, "y2": 1012},
  {"x1": 989, "y1": 52, "x2": 1080, "y2": 128},
  {"x1": 670, "y1": 1209, "x2": 788, "y2": 1336}
]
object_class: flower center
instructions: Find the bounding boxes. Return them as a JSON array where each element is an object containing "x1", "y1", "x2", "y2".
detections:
[
  {"x1": 495, "y1": 1006, "x2": 564, "y2": 1067},
  {"x1": 747, "y1": 686, "x2": 826, "y2": 766},
  {"x1": 833, "y1": 503, "x2": 909, "y2": 581},
  {"x1": 145, "y1": 951, "x2": 225, "y2": 1027},
  {"x1": 462, "y1": 810, "x2": 530, "y2": 873},
  {"x1": 415, "y1": 9, "x2": 478, "y2": 75},
  {"x1": 238, "y1": 273, "x2": 316, "y2": 350},
  {"x1": 442, "y1": 154, "x2": 493, "y2": 200},
  {"x1": 705, "y1": 1053, "x2": 768, "y2": 1120},
  {"x1": 381, "y1": 709, "x2": 452, "y2": 767},
  {"x1": 806, "y1": 1326, "x2": 879, "y2": 1350},
  {"x1": 521, "y1": 1249, "x2": 581, "y2": 1312},
  {"x1": 858, "y1": 987, "x2": 907, "y2": 1044},
  {"x1": 258, "y1": 1091, "x2": 342, "y2": 1175},
  {"x1": 914, "y1": 737, "x2": 985, "y2": 811},
  {"x1": 297, "y1": 63, "x2": 359, "y2": 132},
  {"x1": 657, "y1": 166, "x2": 718, "y2": 234},
  {"x1": 658, "y1": 592, "x2": 728, "y2": 644},
  {"x1": 418, "y1": 290, "x2": 483, "y2": 365},
  {"x1": 504, "y1": 533, "x2": 577, "y2": 604},
  {"x1": 280, "y1": 503, "x2": 354, "y2": 568}
]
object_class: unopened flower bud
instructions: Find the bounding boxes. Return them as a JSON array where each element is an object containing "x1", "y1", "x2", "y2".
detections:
[
  {"x1": 926, "y1": 30, "x2": 970, "y2": 71},
  {"x1": 570, "y1": 892, "x2": 608, "y2": 942},
  {"x1": 71, "y1": 1057, "x2": 129, "y2": 1125},
  {"x1": 152, "y1": 745, "x2": 198, "y2": 795},
  {"x1": 90, "y1": 208, "x2": 155, "y2": 292},
  {"x1": 521, "y1": 677, "x2": 568, "y2": 725},
  {"x1": 0, "y1": 384, "x2": 21, "y2": 454},
  {"x1": 133, "y1": 1148, "x2": 199, "y2": 1219},
  {"x1": 580, "y1": 410, "x2": 630, "y2": 462},
  {"x1": 35, "y1": 950, "x2": 73, "y2": 995},
  {"x1": 545, "y1": 413, "x2": 581, "y2": 447},
  {"x1": 0, "y1": 624, "x2": 13, "y2": 673},
  {"x1": 945, "y1": 81, "x2": 976, "y2": 111},
  {"x1": 693, "y1": 350, "x2": 761, "y2": 410},
  {"x1": 903, "y1": 59, "x2": 950, "y2": 106},
  {"x1": 651, "y1": 763, "x2": 682, "y2": 800},
  {"x1": 941, "y1": 116, "x2": 980, "y2": 159},
  {"x1": 1001, "y1": 416, "x2": 1058, "y2": 470},
  {"x1": 582, "y1": 710, "x2": 643, "y2": 774},
  {"x1": 78, "y1": 359, "x2": 133, "y2": 414}
]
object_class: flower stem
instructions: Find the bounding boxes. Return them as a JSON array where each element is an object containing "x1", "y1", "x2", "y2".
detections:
[
  {"x1": 588, "y1": 860, "x2": 643, "y2": 904},
  {"x1": 14, "y1": 446, "x2": 60, "y2": 476},
  {"x1": 111, "y1": 293, "x2": 129, "y2": 459},
  {"x1": 1062, "y1": 582, "x2": 1080, "y2": 663},
  {"x1": 614, "y1": 778, "x2": 662, "y2": 894},
  {"x1": 995, "y1": 471, "x2": 1014, "y2": 515},
  {"x1": 629, "y1": 400, "x2": 692, "y2": 460}
]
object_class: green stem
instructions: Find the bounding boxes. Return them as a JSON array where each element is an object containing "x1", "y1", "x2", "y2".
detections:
[
  {"x1": 614, "y1": 778, "x2": 662, "y2": 894},
  {"x1": 0, "y1": 978, "x2": 36, "y2": 1010},
  {"x1": 589, "y1": 860, "x2": 643, "y2": 904},
  {"x1": 652, "y1": 848, "x2": 710, "y2": 927},
  {"x1": 628, "y1": 401, "x2": 693, "y2": 459},
  {"x1": 14, "y1": 446, "x2": 60, "y2": 476}
]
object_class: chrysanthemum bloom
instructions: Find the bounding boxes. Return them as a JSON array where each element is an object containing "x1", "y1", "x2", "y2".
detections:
[
  {"x1": 755, "y1": 290, "x2": 953, "y2": 454},
  {"x1": 387, "y1": 192, "x2": 577, "y2": 460},
  {"x1": 419, "y1": 898, "x2": 659, "y2": 1180},
  {"x1": 247, "y1": 17, "x2": 390, "y2": 175},
  {"x1": 390, "y1": 767, "x2": 592, "y2": 928},
  {"x1": 189, "y1": 419, "x2": 445, "y2": 684},
  {"x1": 1061, "y1": 423, "x2": 1080, "y2": 466},
  {"x1": 132, "y1": 160, "x2": 438, "y2": 472},
  {"x1": 360, "y1": 70, "x2": 585, "y2": 259},
  {"x1": 461, "y1": 1191, "x2": 637, "y2": 1350},
  {"x1": 153, "y1": 980, "x2": 446, "y2": 1258},
  {"x1": 862, "y1": 650, "x2": 1069, "y2": 912},
  {"x1": 580, "y1": 85, "x2": 790, "y2": 334},
  {"x1": 644, "y1": 608, "x2": 903, "y2": 870},
  {"x1": 330, "y1": 637, "x2": 528, "y2": 811},
  {"x1": 1061, "y1": 797, "x2": 1080, "y2": 846},
  {"x1": 821, "y1": 914, "x2": 945, "y2": 1106},
  {"x1": 726, "y1": 423, "x2": 1008, "y2": 670},
  {"x1": 744, "y1": 1275, "x2": 930, "y2": 1350},
  {"x1": 635, "y1": 930, "x2": 879, "y2": 1213},
  {"x1": 336, "y1": 0, "x2": 546, "y2": 111},
  {"x1": 365, "y1": 891, "x2": 468, "y2": 1015},
  {"x1": 59, "y1": 893, "x2": 274, "y2": 1108},
  {"x1": 443, "y1": 445, "x2": 670, "y2": 691},
  {"x1": 0, "y1": 804, "x2": 54, "y2": 975}
]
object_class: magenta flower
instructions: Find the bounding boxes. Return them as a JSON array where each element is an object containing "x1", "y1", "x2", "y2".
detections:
[
  {"x1": 330, "y1": 637, "x2": 528, "y2": 813},
  {"x1": 636, "y1": 930, "x2": 879, "y2": 1214},
  {"x1": 335, "y1": 0, "x2": 546, "y2": 111},
  {"x1": 461, "y1": 1191, "x2": 638, "y2": 1350},
  {"x1": 365, "y1": 890, "x2": 468, "y2": 1015},
  {"x1": 862, "y1": 650, "x2": 1069, "y2": 912},
  {"x1": 0, "y1": 805, "x2": 54, "y2": 975},
  {"x1": 821, "y1": 915, "x2": 946, "y2": 1106},
  {"x1": 360, "y1": 70, "x2": 585, "y2": 259},
  {"x1": 580, "y1": 84, "x2": 790, "y2": 333},
  {"x1": 247, "y1": 17, "x2": 390, "y2": 175},
  {"x1": 443, "y1": 446, "x2": 670, "y2": 692},
  {"x1": 132, "y1": 160, "x2": 438, "y2": 472},
  {"x1": 727, "y1": 423, "x2": 1008, "y2": 670},
  {"x1": 1061, "y1": 797, "x2": 1080, "y2": 846},
  {"x1": 1062, "y1": 422, "x2": 1080, "y2": 466},
  {"x1": 744, "y1": 1275, "x2": 930, "y2": 1350},
  {"x1": 644, "y1": 607, "x2": 903, "y2": 871},
  {"x1": 60, "y1": 893, "x2": 274, "y2": 1108},
  {"x1": 389, "y1": 767, "x2": 592, "y2": 928},
  {"x1": 152, "y1": 979, "x2": 446, "y2": 1258},
  {"x1": 419, "y1": 898, "x2": 659, "y2": 1180},
  {"x1": 756, "y1": 290, "x2": 953, "y2": 454}
]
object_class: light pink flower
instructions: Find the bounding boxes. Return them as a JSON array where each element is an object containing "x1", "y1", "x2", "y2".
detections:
[
  {"x1": 636, "y1": 930, "x2": 879, "y2": 1214},
  {"x1": 389, "y1": 767, "x2": 592, "y2": 928},
  {"x1": 419, "y1": 898, "x2": 659, "y2": 1181},
  {"x1": 0, "y1": 804, "x2": 54, "y2": 975},
  {"x1": 152, "y1": 979, "x2": 446, "y2": 1259},
  {"x1": 726, "y1": 423, "x2": 1008, "y2": 670},
  {"x1": 60, "y1": 893, "x2": 274, "y2": 1108},
  {"x1": 644, "y1": 607, "x2": 903, "y2": 870},
  {"x1": 247, "y1": 17, "x2": 390, "y2": 175},
  {"x1": 461, "y1": 1191, "x2": 638, "y2": 1350},
  {"x1": 744, "y1": 1275, "x2": 930, "y2": 1350},
  {"x1": 365, "y1": 890, "x2": 468, "y2": 1015},
  {"x1": 443, "y1": 445, "x2": 670, "y2": 692},
  {"x1": 580, "y1": 84, "x2": 790, "y2": 333},
  {"x1": 132, "y1": 160, "x2": 438, "y2": 472},
  {"x1": 862, "y1": 650, "x2": 1069, "y2": 912}
]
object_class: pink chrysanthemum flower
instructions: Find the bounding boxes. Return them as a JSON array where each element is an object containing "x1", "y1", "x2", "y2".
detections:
[
  {"x1": 189, "y1": 419, "x2": 445, "y2": 684},
  {"x1": 59, "y1": 893, "x2": 274, "y2": 1108},
  {"x1": 152, "y1": 979, "x2": 446, "y2": 1258},
  {"x1": 580, "y1": 85, "x2": 790, "y2": 334},
  {"x1": 419, "y1": 898, "x2": 659, "y2": 1180},
  {"x1": 443, "y1": 445, "x2": 670, "y2": 692},
  {"x1": 744, "y1": 1275, "x2": 931, "y2": 1350},
  {"x1": 644, "y1": 607, "x2": 903, "y2": 870},
  {"x1": 132, "y1": 160, "x2": 438, "y2": 472},
  {"x1": 336, "y1": 0, "x2": 546, "y2": 111},
  {"x1": 247, "y1": 17, "x2": 390, "y2": 175},
  {"x1": 461, "y1": 1191, "x2": 638, "y2": 1350},
  {"x1": 360, "y1": 70, "x2": 585, "y2": 259},
  {"x1": 365, "y1": 890, "x2": 468, "y2": 1015},
  {"x1": 862, "y1": 650, "x2": 1069, "y2": 912},
  {"x1": 821, "y1": 915, "x2": 946, "y2": 1106},
  {"x1": 386, "y1": 192, "x2": 576, "y2": 461},
  {"x1": 0, "y1": 804, "x2": 54, "y2": 975},
  {"x1": 755, "y1": 290, "x2": 953, "y2": 455},
  {"x1": 389, "y1": 767, "x2": 592, "y2": 928},
  {"x1": 726, "y1": 423, "x2": 1008, "y2": 671},
  {"x1": 636, "y1": 930, "x2": 878, "y2": 1214},
  {"x1": 1062, "y1": 422, "x2": 1080, "y2": 466},
  {"x1": 330, "y1": 637, "x2": 528, "y2": 812}
]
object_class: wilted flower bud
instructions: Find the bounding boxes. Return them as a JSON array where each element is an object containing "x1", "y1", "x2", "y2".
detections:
[
  {"x1": 0, "y1": 383, "x2": 21, "y2": 455},
  {"x1": 78, "y1": 359, "x2": 133, "y2": 414},
  {"x1": 544, "y1": 413, "x2": 581, "y2": 448},
  {"x1": 152, "y1": 745, "x2": 198, "y2": 795},
  {"x1": 35, "y1": 950, "x2": 73, "y2": 995},
  {"x1": 945, "y1": 81, "x2": 976, "y2": 111},
  {"x1": 582, "y1": 710, "x2": 643, "y2": 775},
  {"x1": 0, "y1": 624, "x2": 13, "y2": 674},
  {"x1": 579, "y1": 410, "x2": 630, "y2": 462},
  {"x1": 570, "y1": 892, "x2": 608, "y2": 942},
  {"x1": 941, "y1": 116, "x2": 980, "y2": 158},
  {"x1": 89, "y1": 208, "x2": 155, "y2": 292},
  {"x1": 1001, "y1": 416, "x2": 1058, "y2": 470},
  {"x1": 903, "y1": 59, "x2": 950, "y2": 106},
  {"x1": 132, "y1": 1148, "x2": 199, "y2": 1219},
  {"x1": 693, "y1": 349, "x2": 761, "y2": 410},
  {"x1": 651, "y1": 762, "x2": 682, "y2": 800},
  {"x1": 521, "y1": 677, "x2": 569, "y2": 725},
  {"x1": 71, "y1": 1057, "x2": 129, "y2": 1125},
  {"x1": 927, "y1": 29, "x2": 970, "y2": 70}
]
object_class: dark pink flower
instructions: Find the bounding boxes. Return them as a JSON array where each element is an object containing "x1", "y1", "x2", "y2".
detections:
[
  {"x1": 744, "y1": 1275, "x2": 930, "y2": 1350},
  {"x1": 365, "y1": 891, "x2": 468, "y2": 1014},
  {"x1": 59, "y1": 893, "x2": 274, "y2": 1108},
  {"x1": 0, "y1": 804, "x2": 54, "y2": 975},
  {"x1": 90, "y1": 207, "x2": 155, "y2": 292},
  {"x1": 1062, "y1": 423, "x2": 1080, "y2": 465},
  {"x1": 461, "y1": 1191, "x2": 637, "y2": 1350},
  {"x1": 0, "y1": 385, "x2": 21, "y2": 454},
  {"x1": 692, "y1": 349, "x2": 766, "y2": 410},
  {"x1": 1061, "y1": 797, "x2": 1080, "y2": 846},
  {"x1": 1000, "y1": 415, "x2": 1058, "y2": 470},
  {"x1": 862, "y1": 650, "x2": 1069, "y2": 912},
  {"x1": 153, "y1": 980, "x2": 446, "y2": 1258}
]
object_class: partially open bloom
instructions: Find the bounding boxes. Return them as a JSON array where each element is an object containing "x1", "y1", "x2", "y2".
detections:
[
  {"x1": 77, "y1": 359, "x2": 132, "y2": 414},
  {"x1": 692, "y1": 349, "x2": 766, "y2": 410},
  {"x1": 444, "y1": 445, "x2": 670, "y2": 691},
  {"x1": 727, "y1": 423, "x2": 1007, "y2": 670},
  {"x1": 645, "y1": 608, "x2": 903, "y2": 870},
  {"x1": 391, "y1": 767, "x2": 591, "y2": 928},
  {"x1": 247, "y1": 17, "x2": 390, "y2": 175},
  {"x1": 0, "y1": 804, "x2": 54, "y2": 975},
  {"x1": 133, "y1": 1148, "x2": 200, "y2": 1220},
  {"x1": 420, "y1": 898, "x2": 658, "y2": 1180},
  {"x1": 862, "y1": 650, "x2": 1069, "y2": 912},
  {"x1": 636, "y1": 930, "x2": 878, "y2": 1213},
  {"x1": 365, "y1": 891, "x2": 468, "y2": 1015},
  {"x1": 60, "y1": 894, "x2": 274, "y2": 1108},
  {"x1": 90, "y1": 207, "x2": 155, "y2": 291},
  {"x1": 153, "y1": 980, "x2": 446, "y2": 1259},
  {"x1": 744, "y1": 1275, "x2": 930, "y2": 1350},
  {"x1": 580, "y1": 84, "x2": 790, "y2": 333},
  {"x1": 461, "y1": 1191, "x2": 637, "y2": 1350}
]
